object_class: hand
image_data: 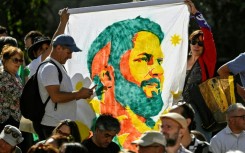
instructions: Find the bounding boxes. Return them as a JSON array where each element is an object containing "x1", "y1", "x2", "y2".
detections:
[
  {"x1": 184, "y1": 0, "x2": 198, "y2": 15},
  {"x1": 79, "y1": 87, "x2": 93, "y2": 99},
  {"x1": 58, "y1": 7, "x2": 70, "y2": 23}
]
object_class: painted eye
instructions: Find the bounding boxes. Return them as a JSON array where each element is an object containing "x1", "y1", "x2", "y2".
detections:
[{"x1": 157, "y1": 58, "x2": 163, "y2": 65}]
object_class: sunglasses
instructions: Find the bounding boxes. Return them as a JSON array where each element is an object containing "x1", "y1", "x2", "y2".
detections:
[
  {"x1": 11, "y1": 58, "x2": 23, "y2": 64},
  {"x1": 190, "y1": 40, "x2": 204, "y2": 47}
]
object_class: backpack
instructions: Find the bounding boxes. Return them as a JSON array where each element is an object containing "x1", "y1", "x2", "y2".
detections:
[{"x1": 20, "y1": 60, "x2": 62, "y2": 122}]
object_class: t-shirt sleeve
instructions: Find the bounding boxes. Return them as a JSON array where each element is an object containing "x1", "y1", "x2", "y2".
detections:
[
  {"x1": 40, "y1": 64, "x2": 60, "y2": 86},
  {"x1": 227, "y1": 53, "x2": 245, "y2": 75}
]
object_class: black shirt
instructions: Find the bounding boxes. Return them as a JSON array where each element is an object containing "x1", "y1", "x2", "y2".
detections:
[{"x1": 82, "y1": 137, "x2": 120, "y2": 153}]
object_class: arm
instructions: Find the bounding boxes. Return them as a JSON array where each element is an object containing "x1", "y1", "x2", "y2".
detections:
[
  {"x1": 217, "y1": 64, "x2": 231, "y2": 78},
  {"x1": 41, "y1": 8, "x2": 69, "y2": 61},
  {"x1": 46, "y1": 85, "x2": 93, "y2": 103},
  {"x1": 185, "y1": 0, "x2": 217, "y2": 79},
  {"x1": 40, "y1": 64, "x2": 93, "y2": 103}
]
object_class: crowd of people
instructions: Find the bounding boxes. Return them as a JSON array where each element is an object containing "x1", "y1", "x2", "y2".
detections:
[{"x1": 0, "y1": 0, "x2": 244, "y2": 152}]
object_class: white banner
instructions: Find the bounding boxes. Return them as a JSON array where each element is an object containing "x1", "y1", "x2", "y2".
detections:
[{"x1": 65, "y1": 0, "x2": 189, "y2": 150}]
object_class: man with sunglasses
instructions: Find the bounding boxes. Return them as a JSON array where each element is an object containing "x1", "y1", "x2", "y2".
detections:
[
  {"x1": 0, "y1": 125, "x2": 24, "y2": 153},
  {"x1": 210, "y1": 103, "x2": 245, "y2": 153},
  {"x1": 182, "y1": 0, "x2": 217, "y2": 141}
]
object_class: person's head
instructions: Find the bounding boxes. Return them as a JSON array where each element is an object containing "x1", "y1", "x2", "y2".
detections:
[
  {"x1": 60, "y1": 142, "x2": 88, "y2": 153},
  {"x1": 93, "y1": 114, "x2": 120, "y2": 148},
  {"x1": 87, "y1": 17, "x2": 164, "y2": 126},
  {"x1": 0, "y1": 26, "x2": 7, "y2": 37},
  {"x1": 0, "y1": 45, "x2": 23, "y2": 75},
  {"x1": 24, "y1": 30, "x2": 43, "y2": 50},
  {"x1": 189, "y1": 30, "x2": 204, "y2": 56},
  {"x1": 169, "y1": 100, "x2": 196, "y2": 131},
  {"x1": 27, "y1": 36, "x2": 51, "y2": 60},
  {"x1": 226, "y1": 103, "x2": 245, "y2": 133},
  {"x1": 190, "y1": 130, "x2": 207, "y2": 141},
  {"x1": 44, "y1": 134, "x2": 74, "y2": 149},
  {"x1": 0, "y1": 36, "x2": 18, "y2": 53},
  {"x1": 27, "y1": 144, "x2": 59, "y2": 153},
  {"x1": 0, "y1": 125, "x2": 24, "y2": 153},
  {"x1": 160, "y1": 113, "x2": 187, "y2": 147},
  {"x1": 132, "y1": 131, "x2": 166, "y2": 153},
  {"x1": 51, "y1": 34, "x2": 81, "y2": 64},
  {"x1": 52, "y1": 119, "x2": 85, "y2": 142}
]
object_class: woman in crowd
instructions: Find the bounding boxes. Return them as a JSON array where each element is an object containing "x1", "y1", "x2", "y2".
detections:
[
  {"x1": 0, "y1": 45, "x2": 24, "y2": 131},
  {"x1": 182, "y1": 0, "x2": 217, "y2": 141},
  {"x1": 36, "y1": 119, "x2": 90, "y2": 147}
]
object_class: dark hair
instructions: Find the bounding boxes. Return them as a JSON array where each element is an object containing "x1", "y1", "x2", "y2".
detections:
[
  {"x1": 27, "y1": 144, "x2": 59, "y2": 153},
  {"x1": 0, "y1": 36, "x2": 18, "y2": 53},
  {"x1": 45, "y1": 134, "x2": 74, "y2": 149},
  {"x1": 189, "y1": 30, "x2": 203, "y2": 41},
  {"x1": 95, "y1": 114, "x2": 120, "y2": 133},
  {"x1": 170, "y1": 100, "x2": 196, "y2": 131},
  {"x1": 52, "y1": 119, "x2": 81, "y2": 142},
  {"x1": 60, "y1": 142, "x2": 88, "y2": 153},
  {"x1": 0, "y1": 26, "x2": 7, "y2": 35},
  {"x1": 24, "y1": 30, "x2": 43, "y2": 44},
  {"x1": 191, "y1": 130, "x2": 207, "y2": 141}
]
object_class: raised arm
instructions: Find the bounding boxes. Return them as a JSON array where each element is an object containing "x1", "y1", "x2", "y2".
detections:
[{"x1": 41, "y1": 8, "x2": 70, "y2": 61}]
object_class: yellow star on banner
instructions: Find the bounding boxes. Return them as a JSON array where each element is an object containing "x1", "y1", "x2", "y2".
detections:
[{"x1": 171, "y1": 34, "x2": 182, "y2": 46}]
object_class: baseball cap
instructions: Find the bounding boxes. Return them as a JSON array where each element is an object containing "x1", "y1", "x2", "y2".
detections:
[
  {"x1": 0, "y1": 125, "x2": 24, "y2": 146},
  {"x1": 132, "y1": 131, "x2": 166, "y2": 147},
  {"x1": 52, "y1": 34, "x2": 81, "y2": 52},
  {"x1": 160, "y1": 112, "x2": 187, "y2": 129}
]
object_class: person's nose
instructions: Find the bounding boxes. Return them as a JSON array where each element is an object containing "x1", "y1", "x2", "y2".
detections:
[{"x1": 149, "y1": 60, "x2": 163, "y2": 78}]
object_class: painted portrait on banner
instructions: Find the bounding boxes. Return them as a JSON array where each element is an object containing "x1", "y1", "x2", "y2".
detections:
[
  {"x1": 65, "y1": 1, "x2": 189, "y2": 151},
  {"x1": 87, "y1": 17, "x2": 164, "y2": 149}
]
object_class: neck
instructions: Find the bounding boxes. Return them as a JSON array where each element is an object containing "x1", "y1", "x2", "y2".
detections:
[
  {"x1": 181, "y1": 132, "x2": 192, "y2": 148},
  {"x1": 191, "y1": 55, "x2": 199, "y2": 62}
]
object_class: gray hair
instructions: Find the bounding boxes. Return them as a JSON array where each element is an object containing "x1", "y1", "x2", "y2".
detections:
[
  {"x1": 226, "y1": 103, "x2": 245, "y2": 117},
  {"x1": 95, "y1": 114, "x2": 120, "y2": 133}
]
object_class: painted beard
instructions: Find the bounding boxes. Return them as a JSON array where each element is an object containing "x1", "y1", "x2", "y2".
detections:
[
  {"x1": 115, "y1": 75, "x2": 164, "y2": 127},
  {"x1": 93, "y1": 72, "x2": 164, "y2": 128},
  {"x1": 141, "y1": 78, "x2": 161, "y2": 97}
]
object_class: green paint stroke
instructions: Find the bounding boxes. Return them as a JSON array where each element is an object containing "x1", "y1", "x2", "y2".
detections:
[{"x1": 87, "y1": 17, "x2": 165, "y2": 127}]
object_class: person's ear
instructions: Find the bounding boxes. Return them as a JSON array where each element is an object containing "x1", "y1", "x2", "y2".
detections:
[{"x1": 186, "y1": 118, "x2": 191, "y2": 127}]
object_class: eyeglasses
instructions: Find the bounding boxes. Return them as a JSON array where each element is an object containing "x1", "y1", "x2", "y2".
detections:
[
  {"x1": 232, "y1": 115, "x2": 245, "y2": 120},
  {"x1": 190, "y1": 40, "x2": 204, "y2": 47},
  {"x1": 11, "y1": 58, "x2": 23, "y2": 64}
]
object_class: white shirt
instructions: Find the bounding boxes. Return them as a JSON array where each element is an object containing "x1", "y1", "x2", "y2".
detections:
[
  {"x1": 27, "y1": 55, "x2": 42, "y2": 78},
  {"x1": 37, "y1": 57, "x2": 76, "y2": 126},
  {"x1": 210, "y1": 126, "x2": 245, "y2": 153}
]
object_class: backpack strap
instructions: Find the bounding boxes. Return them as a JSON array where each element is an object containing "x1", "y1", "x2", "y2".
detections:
[
  {"x1": 49, "y1": 60, "x2": 63, "y2": 111},
  {"x1": 36, "y1": 60, "x2": 63, "y2": 111}
]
